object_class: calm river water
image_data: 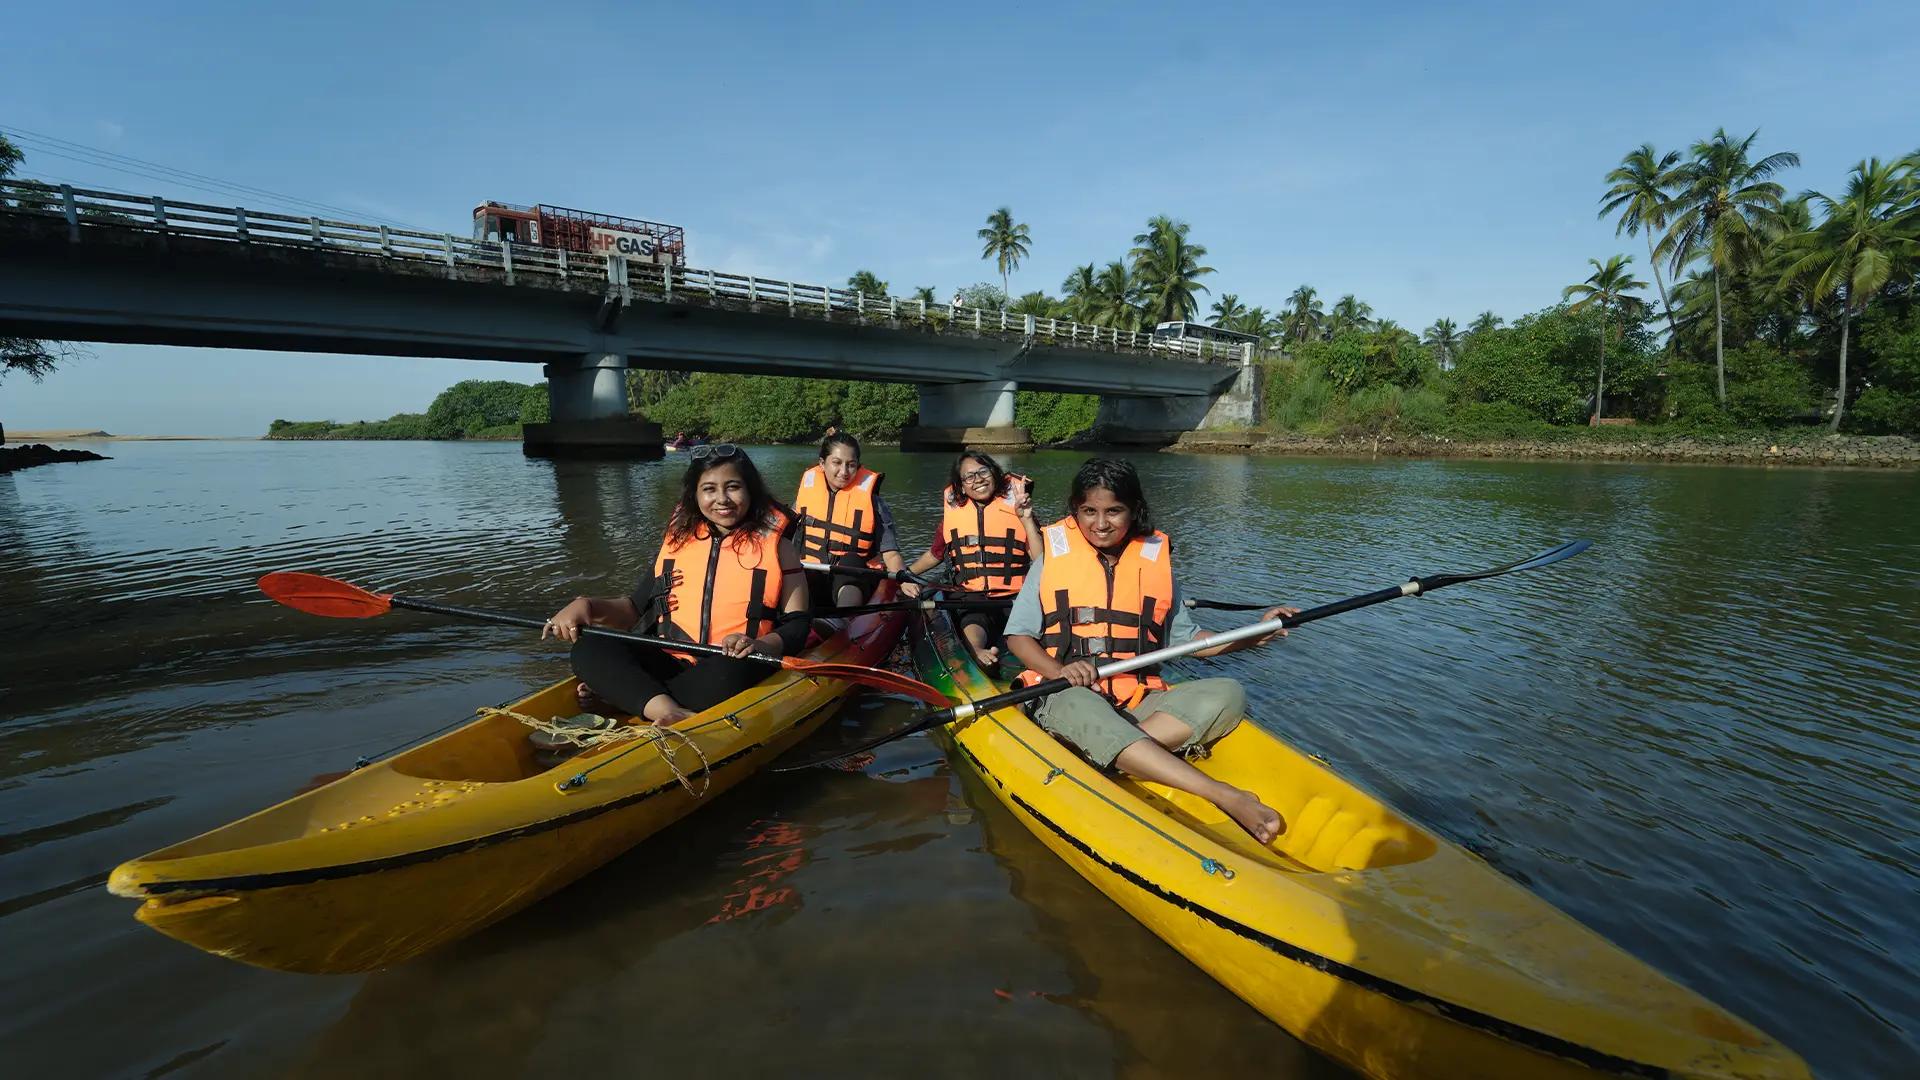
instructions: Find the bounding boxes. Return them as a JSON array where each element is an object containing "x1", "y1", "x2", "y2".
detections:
[{"x1": 2, "y1": 440, "x2": 1916, "y2": 1078}]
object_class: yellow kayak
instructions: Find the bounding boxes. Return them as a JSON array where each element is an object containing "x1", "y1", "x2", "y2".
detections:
[
  {"x1": 909, "y1": 610, "x2": 1809, "y2": 1079},
  {"x1": 109, "y1": 604, "x2": 905, "y2": 974}
]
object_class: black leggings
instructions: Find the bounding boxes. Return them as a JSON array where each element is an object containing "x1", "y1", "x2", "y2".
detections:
[
  {"x1": 570, "y1": 636, "x2": 769, "y2": 716},
  {"x1": 956, "y1": 606, "x2": 1010, "y2": 644},
  {"x1": 804, "y1": 567, "x2": 872, "y2": 611}
]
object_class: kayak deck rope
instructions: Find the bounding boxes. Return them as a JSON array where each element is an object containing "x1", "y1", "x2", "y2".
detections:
[
  {"x1": 930, "y1": 622, "x2": 1238, "y2": 881},
  {"x1": 535, "y1": 670, "x2": 820, "y2": 796},
  {"x1": 487, "y1": 706, "x2": 717, "y2": 801}
]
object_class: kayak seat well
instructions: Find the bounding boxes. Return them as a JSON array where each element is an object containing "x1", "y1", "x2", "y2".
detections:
[
  {"x1": 1119, "y1": 722, "x2": 1438, "y2": 873},
  {"x1": 388, "y1": 680, "x2": 600, "y2": 783}
]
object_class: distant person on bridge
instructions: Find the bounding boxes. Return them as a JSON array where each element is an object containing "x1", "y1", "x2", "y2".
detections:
[
  {"x1": 900, "y1": 450, "x2": 1037, "y2": 668},
  {"x1": 792, "y1": 432, "x2": 907, "y2": 609},
  {"x1": 542, "y1": 445, "x2": 810, "y2": 725}
]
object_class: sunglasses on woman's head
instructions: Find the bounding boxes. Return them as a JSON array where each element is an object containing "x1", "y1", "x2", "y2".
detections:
[{"x1": 689, "y1": 443, "x2": 742, "y2": 461}]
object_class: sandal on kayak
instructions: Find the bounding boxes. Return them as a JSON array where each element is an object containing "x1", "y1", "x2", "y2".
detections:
[{"x1": 528, "y1": 712, "x2": 621, "y2": 750}]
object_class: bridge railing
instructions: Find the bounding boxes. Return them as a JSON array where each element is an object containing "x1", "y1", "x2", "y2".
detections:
[{"x1": 0, "y1": 180, "x2": 1254, "y2": 364}]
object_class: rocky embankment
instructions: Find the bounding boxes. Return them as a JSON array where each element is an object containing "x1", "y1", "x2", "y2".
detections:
[
  {"x1": 0, "y1": 443, "x2": 111, "y2": 473},
  {"x1": 1170, "y1": 430, "x2": 1920, "y2": 467}
]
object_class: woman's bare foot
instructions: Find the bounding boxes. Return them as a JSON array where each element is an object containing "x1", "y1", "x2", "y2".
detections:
[
  {"x1": 576, "y1": 682, "x2": 618, "y2": 714},
  {"x1": 646, "y1": 705, "x2": 696, "y2": 726},
  {"x1": 1215, "y1": 787, "x2": 1284, "y2": 845}
]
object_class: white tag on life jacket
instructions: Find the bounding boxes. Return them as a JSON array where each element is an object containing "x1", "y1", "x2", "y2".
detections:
[
  {"x1": 1047, "y1": 524, "x2": 1070, "y2": 558},
  {"x1": 1138, "y1": 536, "x2": 1164, "y2": 562},
  {"x1": 800, "y1": 470, "x2": 816, "y2": 488}
]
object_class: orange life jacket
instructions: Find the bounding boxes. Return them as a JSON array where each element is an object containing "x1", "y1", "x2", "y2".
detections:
[
  {"x1": 651, "y1": 519, "x2": 786, "y2": 656},
  {"x1": 793, "y1": 464, "x2": 883, "y2": 563},
  {"x1": 1019, "y1": 517, "x2": 1174, "y2": 710},
  {"x1": 940, "y1": 475, "x2": 1032, "y2": 596}
]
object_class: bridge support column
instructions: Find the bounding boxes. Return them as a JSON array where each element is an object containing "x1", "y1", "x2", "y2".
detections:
[
  {"x1": 900, "y1": 379, "x2": 1031, "y2": 451},
  {"x1": 522, "y1": 352, "x2": 663, "y2": 459},
  {"x1": 1093, "y1": 357, "x2": 1263, "y2": 446}
]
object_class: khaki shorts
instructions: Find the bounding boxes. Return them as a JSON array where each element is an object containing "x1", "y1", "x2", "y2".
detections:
[{"x1": 1030, "y1": 678, "x2": 1246, "y2": 767}]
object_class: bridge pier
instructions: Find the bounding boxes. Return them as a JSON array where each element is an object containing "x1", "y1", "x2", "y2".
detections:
[
  {"x1": 1093, "y1": 357, "x2": 1263, "y2": 446},
  {"x1": 900, "y1": 379, "x2": 1031, "y2": 451},
  {"x1": 522, "y1": 352, "x2": 663, "y2": 459}
]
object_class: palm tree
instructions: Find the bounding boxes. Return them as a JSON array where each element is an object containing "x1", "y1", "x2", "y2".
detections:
[
  {"x1": 1661, "y1": 129, "x2": 1801, "y2": 403},
  {"x1": 1779, "y1": 158, "x2": 1920, "y2": 430},
  {"x1": 912, "y1": 286, "x2": 937, "y2": 308},
  {"x1": 1060, "y1": 263, "x2": 1099, "y2": 323},
  {"x1": 1010, "y1": 291, "x2": 1057, "y2": 317},
  {"x1": 1283, "y1": 285, "x2": 1324, "y2": 342},
  {"x1": 847, "y1": 270, "x2": 889, "y2": 299},
  {"x1": 1562, "y1": 255, "x2": 1649, "y2": 421},
  {"x1": 1236, "y1": 305, "x2": 1273, "y2": 341},
  {"x1": 977, "y1": 207, "x2": 1031, "y2": 297},
  {"x1": 1089, "y1": 260, "x2": 1142, "y2": 331},
  {"x1": 1329, "y1": 294, "x2": 1373, "y2": 335},
  {"x1": 1468, "y1": 311, "x2": 1503, "y2": 337},
  {"x1": 1600, "y1": 144, "x2": 1683, "y2": 344},
  {"x1": 1209, "y1": 293, "x2": 1248, "y2": 327},
  {"x1": 1423, "y1": 318, "x2": 1462, "y2": 370},
  {"x1": 1129, "y1": 216, "x2": 1215, "y2": 325}
]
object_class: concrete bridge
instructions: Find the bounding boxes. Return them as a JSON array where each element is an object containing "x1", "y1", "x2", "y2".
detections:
[{"x1": 0, "y1": 182, "x2": 1261, "y2": 455}]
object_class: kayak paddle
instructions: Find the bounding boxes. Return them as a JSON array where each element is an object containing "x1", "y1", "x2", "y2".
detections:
[
  {"x1": 775, "y1": 539, "x2": 1592, "y2": 770},
  {"x1": 827, "y1": 595, "x2": 1015, "y2": 616},
  {"x1": 258, "y1": 572, "x2": 950, "y2": 707}
]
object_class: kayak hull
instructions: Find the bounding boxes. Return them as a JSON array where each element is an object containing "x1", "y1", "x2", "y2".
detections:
[
  {"x1": 110, "y1": 601, "x2": 903, "y2": 974},
  {"x1": 910, "y1": 611, "x2": 1807, "y2": 1079}
]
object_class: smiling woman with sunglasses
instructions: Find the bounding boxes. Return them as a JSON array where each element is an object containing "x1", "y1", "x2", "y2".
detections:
[
  {"x1": 542, "y1": 445, "x2": 811, "y2": 725},
  {"x1": 901, "y1": 449, "x2": 1037, "y2": 667}
]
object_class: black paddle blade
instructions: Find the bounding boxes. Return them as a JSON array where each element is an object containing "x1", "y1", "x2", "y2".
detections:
[
  {"x1": 773, "y1": 695, "x2": 948, "y2": 772},
  {"x1": 1188, "y1": 539, "x2": 1593, "y2": 610},
  {"x1": 1414, "y1": 538, "x2": 1592, "y2": 591}
]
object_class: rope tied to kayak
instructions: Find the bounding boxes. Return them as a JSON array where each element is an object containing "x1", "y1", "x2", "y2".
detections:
[{"x1": 483, "y1": 708, "x2": 713, "y2": 800}]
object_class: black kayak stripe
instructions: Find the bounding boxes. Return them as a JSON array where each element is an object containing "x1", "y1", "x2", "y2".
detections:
[{"x1": 948, "y1": 737, "x2": 1670, "y2": 1079}]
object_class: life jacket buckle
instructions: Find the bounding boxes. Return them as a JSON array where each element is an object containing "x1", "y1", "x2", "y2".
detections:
[{"x1": 1070, "y1": 606, "x2": 1102, "y2": 625}]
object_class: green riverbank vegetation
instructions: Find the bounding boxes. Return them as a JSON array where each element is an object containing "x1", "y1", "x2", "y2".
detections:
[{"x1": 267, "y1": 380, "x2": 551, "y2": 440}]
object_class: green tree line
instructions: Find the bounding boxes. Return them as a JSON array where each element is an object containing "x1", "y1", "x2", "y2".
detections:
[
  {"x1": 266, "y1": 380, "x2": 551, "y2": 439},
  {"x1": 908, "y1": 137, "x2": 1920, "y2": 437}
]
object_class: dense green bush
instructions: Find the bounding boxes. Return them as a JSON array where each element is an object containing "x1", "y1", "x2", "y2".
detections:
[
  {"x1": 1428, "y1": 401, "x2": 1558, "y2": 439},
  {"x1": 1722, "y1": 344, "x2": 1819, "y2": 427},
  {"x1": 424, "y1": 379, "x2": 532, "y2": 438},
  {"x1": 840, "y1": 381, "x2": 920, "y2": 439},
  {"x1": 1016, "y1": 391, "x2": 1099, "y2": 443},
  {"x1": 1848, "y1": 387, "x2": 1920, "y2": 434},
  {"x1": 521, "y1": 383, "x2": 550, "y2": 424},
  {"x1": 647, "y1": 373, "x2": 921, "y2": 443},
  {"x1": 1852, "y1": 301, "x2": 1920, "y2": 434}
]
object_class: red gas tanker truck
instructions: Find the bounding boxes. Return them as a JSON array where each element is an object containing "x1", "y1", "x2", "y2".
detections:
[{"x1": 472, "y1": 201, "x2": 685, "y2": 266}]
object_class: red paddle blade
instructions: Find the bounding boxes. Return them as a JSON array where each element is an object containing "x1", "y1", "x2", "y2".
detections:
[
  {"x1": 258, "y1": 572, "x2": 394, "y2": 618},
  {"x1": 780, "y1": 658, "x2": 950, "y2": 707}
]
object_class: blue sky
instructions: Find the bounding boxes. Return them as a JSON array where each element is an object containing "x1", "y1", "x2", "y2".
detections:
[{"x1": 5, "y1": 0, "x2": 1917, "y2": 435}]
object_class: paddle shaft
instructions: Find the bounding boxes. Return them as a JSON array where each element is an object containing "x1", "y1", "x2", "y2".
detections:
[
  {"x1": 831, "y1": 596, "x2": 1013, "y2": 616},
  {"x1": 940, "y1": 582, "x2": 1419, "y2": 721},
  {"x1": 389, "y1": 595, "x2": 783, "y2": 668}
]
